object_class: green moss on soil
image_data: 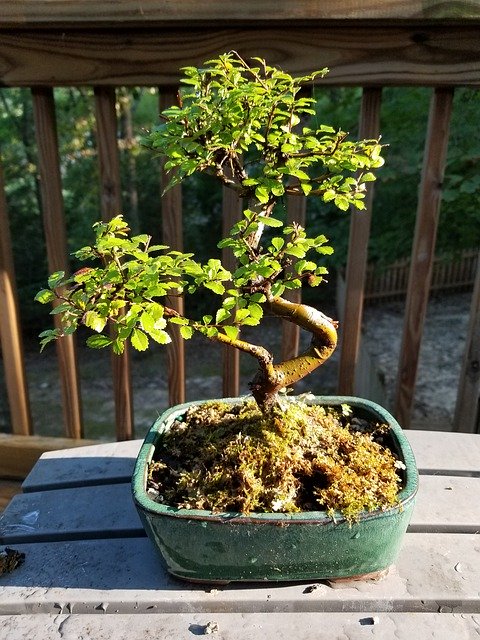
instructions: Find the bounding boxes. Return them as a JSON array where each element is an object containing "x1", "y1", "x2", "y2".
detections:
[{"x1": 148, "y1": 398, "x2": 404, "y2": 521}]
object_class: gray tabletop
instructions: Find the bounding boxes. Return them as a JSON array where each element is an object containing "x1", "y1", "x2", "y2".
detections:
[{"x1": 1, "y1": 430, "x2": 480, "y2": 639}]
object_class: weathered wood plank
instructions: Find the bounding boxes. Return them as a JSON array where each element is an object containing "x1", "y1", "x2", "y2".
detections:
[
  {"x1": 2, "y1": 27, "x2": 480, "y2": 87},
  {"x1": 94, "y1": 86, "x2": 135, "y2": 440},
  {"x1": 338, "y1": 87, "x2": 382, "y2": 395},
  {"x1": 454, "y1": 251, "x2": 480, "y2": 433},
  {"x1": 410, "y1": 475, "x2": 480, "y2": 532},
  {"x1": 1, "y1": 612, "x2": 479, "y2": 640},
  {"x1": 0, "y1": 434, "x2": 98, "y2": 480},
  {"x1": 394, "y1": 87, "x2": 454, "y2": 428},
  {"x1": 31, "y1": 87, "x2": 83, "y2": 439},
  {"x1": 0, "y1": 483, "x2": 143, "y2": 544},
  {"x1": 2, "y1": 1, "x2": 480, "y2": 26},
  {"x1": 21, "y1": 439, "x2": 139, "y2": 492},
  {"x1": 0, "y1": 533, "x2": 479, "y2": 614},
  {"x1": 0, "y1": 164, "x2": 32, "y2": 436},
  {"x1": 159, "y1": 89, "x2": 186, "y2": 406},
  {"x1": 3, "y1": 474, "x2": 479, "y2": 544},
  {"x1": 407, "y1": 429, "x2": 480, "y2": 475}
]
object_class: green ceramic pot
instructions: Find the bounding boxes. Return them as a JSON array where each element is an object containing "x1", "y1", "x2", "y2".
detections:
[{"x1": 132, "y1": 396, "x2": 418, "y2": 584}]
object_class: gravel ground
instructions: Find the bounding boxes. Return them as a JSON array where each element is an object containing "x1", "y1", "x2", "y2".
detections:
[{"x1": 362, "y1": 291, "x2": 471, "y2": 431}]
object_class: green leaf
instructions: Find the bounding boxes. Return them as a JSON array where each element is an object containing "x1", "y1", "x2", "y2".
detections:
[
  {"x1": 168, "y1": 316, "x2": 189, "y2": 325},
  {"x1": 300, "y1": 182, "x2": 312, "y2": 196},
  {"x1": 86, "y1": 335, "x2": 113, "y2": 349},
  {"x1": 47, "y1": 271, "x2": 65, "y2": 289},
  {"x1": 284, "y1": 245, "x2": 307, "y2": 259},
  {"x1": 112, "y1": 339, "x2": 125, "y2": 355},
  {"x1": 258, "y1": 216, "x2": 283, "y2": 228},
  {"x1": 140, "y1": 312, "x2": 155, "y2": 333},
  {"x1": 247, "y1": 303, "x2": 263, "y2": 320},
  {"x1": 255, "y1": 185, "x2": 270, "y2": 204},
  {"x1": 223, "y1": 325, "x2": 240, "y2": 340},
  {"x1": 84, "y1": 311, "x2": 107, "y2": 333},
  {"x1": 39, "y1": 328, "x2": 61, "y2": 352},
  {"x1": 215, "y1": 307, "x2": 231, "y2": 324},
  {"x1": 180, "y1": 325, "x2": 194, "y2": 340},
  {"x1": 334, "y1": 195, "x2": 350, "y2": 211},
  {"x1": 149, "y1": 329, "x2": 172, "y2": 345},
  {"x1": 271, "y1": 237, "x2": 284, "y2": 252},
  {"x1": 35, "y1": 289, "x2": 55, "y2": 304},
  {"x1": 204, "y1": 281, "x2": 225, "y2": 295},
  {"x1": 131, "y1": 328, "x2": 149, "y2": 351},
  {"x1": 234, "y1": 308, "x2": 250, "y2": 323}
]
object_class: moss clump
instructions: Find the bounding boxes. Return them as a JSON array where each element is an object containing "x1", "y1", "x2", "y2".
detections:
[{"x1": 148, "y1": 398, "x2": 404, "y2": 521}]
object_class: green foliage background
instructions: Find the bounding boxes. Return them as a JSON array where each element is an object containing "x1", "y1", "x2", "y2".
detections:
[{"x1": 1, "y1": 84, "x2": 479, "y2": 333}]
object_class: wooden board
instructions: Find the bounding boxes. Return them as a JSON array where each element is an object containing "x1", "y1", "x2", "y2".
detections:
[
  {"x1": 1, "y1": 612, "x2": 479, "y2": 640},
  {"x1": 0, "y1": 434, "x2": 98, "y2": 480},
  {"x1": 20, "y1": 439, "x2": 140, "y2": 491},
  {"x1": 406, "y1": 429, "x2": 480, "y2": 476},
  {"x1": 1, "y1": 533, "x2": 480, "y2": 614},
  {"x1": 2, "y1": 1, "x2": 480, "y2": 26},
  {"x1": 2, "y1": 26, "x2": 480, "y2": 87}
]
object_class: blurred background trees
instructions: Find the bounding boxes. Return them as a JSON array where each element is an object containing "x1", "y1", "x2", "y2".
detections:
[{"x1": 1, "y1": 85, "x2": 479, "y2": 335}]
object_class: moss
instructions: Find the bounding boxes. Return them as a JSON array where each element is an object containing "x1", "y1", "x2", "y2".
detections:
[{"x1": 148, "y1": 398, "x2": 403, "y2": 522}]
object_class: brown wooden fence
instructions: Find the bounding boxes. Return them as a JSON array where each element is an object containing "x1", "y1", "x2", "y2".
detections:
[
  {"x1": 364, "y1": 250, "x2": 479, "y2": 302},
  {"x1": 1, "y1": 2, "x2": 480, "y2": 479}
]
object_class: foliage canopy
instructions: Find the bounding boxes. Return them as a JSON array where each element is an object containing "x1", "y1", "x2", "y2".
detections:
[{"x1": 36, "y1": 52, "x2": 385, "y2": 411}]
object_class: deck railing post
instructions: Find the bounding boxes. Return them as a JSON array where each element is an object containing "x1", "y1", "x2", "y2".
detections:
[
  {"x1": 31, "y1": 86, "x2": 83, "y2": 439},
  {"x1": 0, "y1": 163, "x2": 32, "y2": 436},
  {"x1": 394, "y1": 87, "x2": 454, "y2": 428},
  {"x1": 454, "y1": 251, "x2": 480, "y2": 433},
  {"x1": 94, "y1": 86, "x2": 135, "y2": 440},
  {"x1": 159, "y1": 89, "x2": 186, "y2": 407},
  {"x1": 338, "y1": 87, "x2": 382, "y2": 396}
]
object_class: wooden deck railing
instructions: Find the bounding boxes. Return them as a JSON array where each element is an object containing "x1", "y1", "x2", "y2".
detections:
[{"x1": 1, "y1": 2, "x2": 480, "y2": 464}]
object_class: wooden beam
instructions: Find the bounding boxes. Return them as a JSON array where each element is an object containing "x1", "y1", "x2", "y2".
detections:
[
  {"x1": 0, "y1": 433, "x2": 97, "y2": 479},
  {"x1": 94, "y1": 86, "x2": 135, "y2": 440},
  {"x1": 31, "y1": 87, "x2": 83, "y2": 439},
  {"x1": 453, "y1": 252, "x2": 480, "y2": 433},
  {"x1": 0, "y1": 164, "x2": 32, "y2": 435},
  {"x1": 338, "y1": 87, "x2": 382, "y2": 395},
  {"x1": 394, "y1": 87, "x2": 454, "y2": 428},
  {"x1": 159, "y1": 89, "x2": 186, "y2": 407},
  {"x1": 2, "y1": 26, "x2": 480, "y2": 87},
  {"x1": 1, "y1": 1, "x2": 480, "y2": 27}
]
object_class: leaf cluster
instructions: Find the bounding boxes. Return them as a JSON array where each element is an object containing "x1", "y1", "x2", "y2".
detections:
[{"x1": 146, "y1": 51, "x2": 383, "y2": 211}]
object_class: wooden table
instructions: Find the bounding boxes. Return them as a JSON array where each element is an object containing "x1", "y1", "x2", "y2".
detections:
[{"x1": 1, "y1": 430, "x2": 480, "y2": 639}]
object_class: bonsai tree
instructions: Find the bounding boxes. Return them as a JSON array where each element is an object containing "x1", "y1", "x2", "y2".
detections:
[
  {"x1": 37, "y1": 53, "x2": 402, "y2": 519},
  {"x1": 36, "y1": 52, "x2": 384, "y2": 415}
]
